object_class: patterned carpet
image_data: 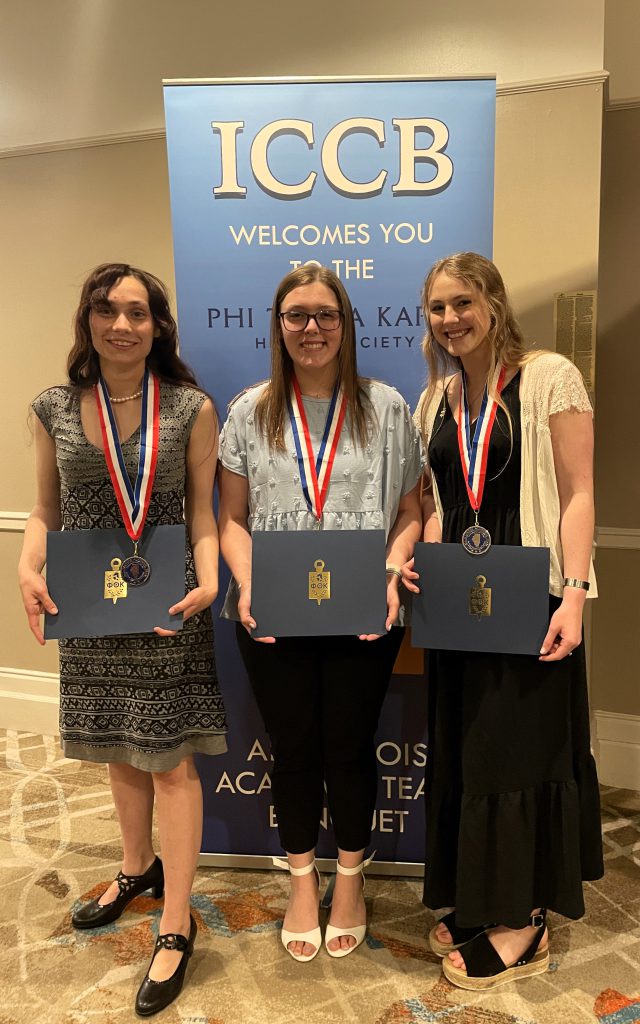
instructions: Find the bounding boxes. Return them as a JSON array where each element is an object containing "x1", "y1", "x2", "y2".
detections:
[{"x1": 2, "y1": 729, "x2": 639, "y2": 1024}]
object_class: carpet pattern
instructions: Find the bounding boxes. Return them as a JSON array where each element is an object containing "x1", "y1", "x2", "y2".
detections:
[{"x1": 1, "y1": 729, "x2": 639, "y2": 1024}]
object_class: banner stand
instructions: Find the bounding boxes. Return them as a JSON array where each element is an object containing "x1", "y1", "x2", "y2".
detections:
[
  {"x1": 198, "y1": 854, "x2": 423, "y2": 878},
  {"x1": 164, "y1": 74, "x2": 497, "y2": 872}
]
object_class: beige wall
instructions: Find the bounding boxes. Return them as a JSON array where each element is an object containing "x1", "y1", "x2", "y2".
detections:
[
  {"x1": 1, "y1": 138, "x2": 174, "y2": 677},
  {"x1": 591, "y1": 551, "x2": 640, "y2": 716},
  {"x1": 2, "y1": 0, "x2": 604, "y2": 152},
  {"x1": 1, "y1": 139, "x2": 175, "y2": 513},
  {"x1": 493, "y1": 83, "x2": 604, "y2": 342},
  {"x1": 590, "y1": 104, "x2": 640, "y2": 719},
  {"x1": 594, "y1": 107, "x2": 640, "y2": 532},
  {"x1": 604, "y1": 0, "x2": 640, "y2": 105}
]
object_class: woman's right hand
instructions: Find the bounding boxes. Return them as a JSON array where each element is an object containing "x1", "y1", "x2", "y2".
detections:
[
  {"x1": 401, "y1": 556, "x2": 421, "y2": 594},
  {"x1": 238, "y1": 583, "x2": 276, "y2": 644},
  {"x1": 19, "y1": 569, "x2": 57, "y2": 645}
]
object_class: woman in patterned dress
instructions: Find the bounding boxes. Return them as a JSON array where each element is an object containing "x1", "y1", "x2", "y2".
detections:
[
  {"x1": 405, "y1": 252, "x2": 603, "y2": 990},
  {"x1": 18, "y1": 263, "x2": 226, "y2": 1017}
]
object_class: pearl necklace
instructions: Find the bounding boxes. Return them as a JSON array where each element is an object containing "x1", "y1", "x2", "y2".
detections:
[{"x1": 107, "y1": 388, "x2": 143, "y2": 404}]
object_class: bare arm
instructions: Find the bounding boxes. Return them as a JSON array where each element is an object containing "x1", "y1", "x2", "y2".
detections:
[
  {"x1": 402, "y1": 470, "x2": 442, "y2": 594},
  {"x1": 218, "y1": 464, "x2": 252, "y2": 596},
  {"x1": 386, "y1": 482, "x2": 423, "y2": 566},
  {"x1": 421, "y1": 470, "x2": 442, "y2": 543},
  {"x1": 218, "y1": 463, "x2": 275, "y2": 642},
  {"x1": 154, "y1": 398, "x2": 220, "y2": 635},
  {"x1": 18, "y1": 417, "x2": 62, "y2": 644},
  {"x1": 359, "y1": 481, "x2": 422, "y2": 639},
  {"x1": 540, "y1": 408, "x2": 594, "y2": 661}
]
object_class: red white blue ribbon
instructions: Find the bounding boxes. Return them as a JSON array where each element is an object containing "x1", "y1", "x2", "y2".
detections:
[
  {"x1": 457, "y1": 365, "x2": 506, "y2": 514},
  {"x1": 95, "y1": 368, "x2": 159, "y2": 541},
  {"x1": 287, "y1": 377, "x2": 348, "y2": 520}
]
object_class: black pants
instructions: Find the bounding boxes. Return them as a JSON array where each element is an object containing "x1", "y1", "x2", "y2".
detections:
[{"x1": 236, "y1": 624, "x2": 404, "y2": 853}]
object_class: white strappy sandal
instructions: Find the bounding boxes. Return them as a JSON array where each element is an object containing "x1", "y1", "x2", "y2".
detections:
[
  {"x1": 324, "y1": 852, "x2": 374, "y2": 959},
  {"x1": 272, "y1": 857, "x2": 322, "y2": 962}
]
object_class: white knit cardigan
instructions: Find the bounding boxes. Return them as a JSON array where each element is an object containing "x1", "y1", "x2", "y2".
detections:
[{"x1": 415, "y1": 351, "x2": 597, "y2": 598}]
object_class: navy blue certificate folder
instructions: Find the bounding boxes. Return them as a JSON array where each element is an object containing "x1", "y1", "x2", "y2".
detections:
[
  {"x1": 44, "y1": 525, "x2": 185, "y2": 639},
  {"x1": 411, "y1": 542, "x2": 550, "y2": 656},
  {"x1": 250, "y1": 529, "x2": 387, "y2": 638}
]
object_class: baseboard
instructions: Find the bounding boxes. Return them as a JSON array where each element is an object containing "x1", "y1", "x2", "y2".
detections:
[
  {"x1": 594, "y1": 711, "x2": 640, "y2": 790},
  {"x1": 0, "y1": 667, "x2": 59, "y2": 735}
]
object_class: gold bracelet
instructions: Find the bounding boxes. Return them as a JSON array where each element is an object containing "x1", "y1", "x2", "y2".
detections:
[
  {"x1": 563, "y1": 577, "x2": 590, "y2": 591},
  {"x1": 385, "y1": 564, "x2": 403, "y2": 579}
]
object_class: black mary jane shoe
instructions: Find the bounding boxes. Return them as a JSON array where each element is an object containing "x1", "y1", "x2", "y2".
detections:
[
  {"x1": 72, "y1": 856, "x2": 164, "y2": 930},
  {"x1": 135, "y1": 915, "x2": 197, "y2": 1018},
  {"x1": 442, "y1": 910, "x2": 549, "y2": 991}
]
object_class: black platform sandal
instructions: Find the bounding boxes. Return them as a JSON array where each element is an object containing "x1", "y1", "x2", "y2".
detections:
[
  {"x1": 428, "y1": 910, "x2": 497, "y2": 956},
  {"x1": 135, "y1": 914, "x2": 197, "y2": 1017},
  {"x1": 442, "y1": 910, "x2": 549, "y2": 990},
  {"x1": 72, "y1": 856, "x2": 164, "y2": 929}
]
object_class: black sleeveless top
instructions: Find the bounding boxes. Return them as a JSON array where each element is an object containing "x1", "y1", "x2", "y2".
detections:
[{"x1": 428, "y1": 372, "x2": 522, "y2": 546}]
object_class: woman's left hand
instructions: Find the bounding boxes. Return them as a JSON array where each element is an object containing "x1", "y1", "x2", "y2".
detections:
[
  {"x1": 539, "y1": 598, "x2": 583, "y2": 661},
  {"x1": 358, "y1": 577, "x2": 400, "y2": 641},
  {"x1": 153, "y1": 585, "x2": 217, "y2": 637}
]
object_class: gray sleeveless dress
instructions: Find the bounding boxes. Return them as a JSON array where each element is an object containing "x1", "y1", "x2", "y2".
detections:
[{"x1": 32, "y1": 382, "x2": 227, "y2": 771}]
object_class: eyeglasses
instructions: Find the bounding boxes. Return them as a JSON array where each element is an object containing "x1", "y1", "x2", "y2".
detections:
[{"x1": 279, "y1": 309, "x2": 343, "y2": 332}]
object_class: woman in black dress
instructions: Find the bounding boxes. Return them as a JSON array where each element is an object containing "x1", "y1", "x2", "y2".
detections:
[{"x1": 405, "y1": 252, "x2": 603, "y2": 990}]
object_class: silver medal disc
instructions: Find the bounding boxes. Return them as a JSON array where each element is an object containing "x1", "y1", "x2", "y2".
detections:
[
  {"x1": 461, "y1": 524, "x2": 492, "y2": 556},
  {"x1": 121, "y1": 554, "x2": 151, "y2": 586}
]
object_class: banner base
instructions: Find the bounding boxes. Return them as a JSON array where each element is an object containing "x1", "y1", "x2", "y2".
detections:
[{"x1": 198, "y1": 853, "x2": 423, "y2": 877}]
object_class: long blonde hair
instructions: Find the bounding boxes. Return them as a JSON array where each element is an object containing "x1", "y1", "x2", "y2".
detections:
[
  {"x1": 419, "y1": 252, "x2": 537, "y2": 442},
  {"x1": 254, "y1": 264, "x2": 373, "y2": 449}
]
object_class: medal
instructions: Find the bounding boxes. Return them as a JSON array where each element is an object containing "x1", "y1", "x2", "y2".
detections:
[
  {"x1": 457, "y1": 365, "x2": 506, "y2": 555},
  {"x1": 121, "y1": 551, "x2": 152, "y2": 586},
  {"x1": 461, "y1": 522, "x2": 492, "y2": 555},
  {"x1": 287, "y1": 377, "x2": 348, "y2": 520},
  {"x1": 95, "y1": 368, "x2": 159, "y2": 584}
]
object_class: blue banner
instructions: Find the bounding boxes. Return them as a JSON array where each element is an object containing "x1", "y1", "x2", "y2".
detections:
[{"x1": 164, "y1": 76, "x2": 496, "y2": 865}]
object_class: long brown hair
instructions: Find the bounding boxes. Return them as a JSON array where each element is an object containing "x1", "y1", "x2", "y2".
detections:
[
  {"x1": 419, "y1": 252, "x2": 536, "y2": 440},
  {"x1": 254, "y1": 264, "x2": 373, "y2": 449},
  {"x1": 67, "y1": 262, "x2": 199, "y2": 388}
]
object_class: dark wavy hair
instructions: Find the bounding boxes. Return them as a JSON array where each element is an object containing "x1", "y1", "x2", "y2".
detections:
[{"x1": 67, "y1": 262, "x2": 199, "y2": 388}]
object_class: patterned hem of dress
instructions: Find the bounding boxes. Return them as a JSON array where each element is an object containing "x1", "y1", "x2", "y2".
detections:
[{"x1": 61, "y1": 734, "x2": 228, "y2": 772}]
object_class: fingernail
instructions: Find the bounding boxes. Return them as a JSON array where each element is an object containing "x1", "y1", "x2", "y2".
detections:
[
  {"x1": 51, "y1": 606, "x2": 58, "y2": 614},
  {"x1": 539, "y1": 647, "x2": 547, "y2": 655}
]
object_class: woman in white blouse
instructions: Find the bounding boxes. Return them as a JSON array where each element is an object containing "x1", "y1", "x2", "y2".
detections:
[{"x1": 218, "y1": 264, "x2": 422, "y2": 962}]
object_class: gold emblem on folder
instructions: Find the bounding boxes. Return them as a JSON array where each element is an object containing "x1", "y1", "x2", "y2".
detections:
[
  {"x1": 104, "y1": 557, "x2": 128, "y2": 604},
  {"x1": 469, "y1": 574, "x2": 491, "y2": 619},
  {"x1": 309, "y1": 559, "x2": 330, "y2": 605}
]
